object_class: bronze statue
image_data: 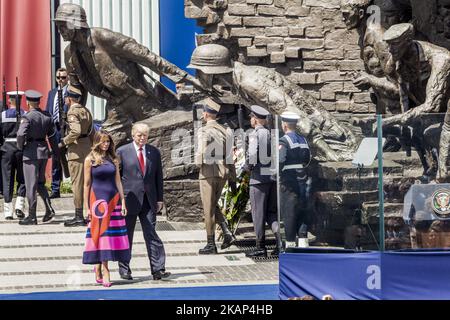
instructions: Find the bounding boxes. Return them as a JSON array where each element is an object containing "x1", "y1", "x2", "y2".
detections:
[
  {"x1": 341, "y1": 1, "x2": 435, "y2": 176},
  {"x1": 340, "y1": 0, "x2": 404, "y2": 115},
  {"x1": 379, "y1": 23, "x2": 450, "y2": 181},
  {"x1": 188, "y1": 44, "x2": 358, "y2": 162},
  {"x1": 54, "y1": 3, "x2": 204, "y2": 146}
]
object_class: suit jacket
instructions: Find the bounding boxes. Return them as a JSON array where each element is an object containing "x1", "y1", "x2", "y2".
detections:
[
  {"x1": 45, "y1": 86, "x2": 68, "y2": 120},
  {"x1": 16, "y1": 108, "x2": 59, "y2": 161},
  {"x1": 195, "y1": 120, "x2": 236, "y2": 181},
  {"x1": 117, "y1": 142, "x2": 164, "y2": 215}
]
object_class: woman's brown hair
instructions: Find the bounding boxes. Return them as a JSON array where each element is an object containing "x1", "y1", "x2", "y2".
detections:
[{"x1": 89, "y1": 130, "x2": 118, "y2": 166}]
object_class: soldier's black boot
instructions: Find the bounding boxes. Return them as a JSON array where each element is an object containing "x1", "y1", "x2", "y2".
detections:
[
  {"x1": 199, "y1": 236, "x2": 218, "y2": 255},
  {"x1": 245, "y1": 240, "x2": 267, "y2": 258},
  {"x1": 15, "y1": 209, "x2": 25, "y2": 220},
  {"x1": 64, "y1": 208, "x2": 87, "y2": 227},
  {"x1": 220, "y1": 221, "x2": 236, "y2": 250},
  {"x1": 42, "y1": 198, "x2": 56, "y2": 223},
  {"x1": 19, "y1": 211, "x2": 37, "y2": 226},
  {"x1": 271, "y1": 232, "x2": 283, "y2": 256},
  {"x1": 15, "y1": 197, "x2": 26, "y2": 220}
]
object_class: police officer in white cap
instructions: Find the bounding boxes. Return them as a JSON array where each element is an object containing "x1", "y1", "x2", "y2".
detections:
[
  {"x1": 17, "y1": 90, "x2": 59, "y2": 225},
  {"x1": 279, "y1": 112, "x2": 312, "y2": 248},
  {"x1": 244, "y1": 105, "x2": 281, "y2": 257},
  {"x1": 0, "y1": 91, "x2": 26, "y2": 220}
]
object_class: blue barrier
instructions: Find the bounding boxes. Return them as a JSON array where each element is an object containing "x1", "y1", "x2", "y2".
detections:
[{"x1": 279, "y1": 249, "x2": 450, "y2": 300}]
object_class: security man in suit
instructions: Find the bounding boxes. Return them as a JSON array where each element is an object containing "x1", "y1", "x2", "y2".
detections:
[
  {"x1": 17, "y1": 90, "x2": 59, "y2": 225},
  {"x1": 195, "y1": 98, "x2": 236, "y2": 255},
  {"x1": 244, "y1": 105, "x2": 282, "y2": 257},
  {"x1": 279, "y1": 112, "x2": 312, "y2": 248},
  {"x1": 45, "y1": 67, "x2": 69, "y2": 199},
  {"x1": 59, "y1": 85, "x2": 93, "y2": 227},
  {"x1": 1, "y1": 91, "x2": 26, "y2": 220}
]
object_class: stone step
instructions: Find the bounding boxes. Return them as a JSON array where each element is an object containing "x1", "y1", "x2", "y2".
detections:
[
  {"x1": 0, "y1": 252, "x2": 254, "y2": 274},
  {"x1": 362, "y1": 202, "x2": 404, "y2": 225},
  {"x1": 314, "y1": 190, "x2": 379, "y2": 214},
  {"x1": 383, "y1": 151, "x2": 423, "y2": 170},
  {"x1": 317, "y1": 160, "x2": 403, "y2": 180},
  {"x1": 0, "y1": 268, "x2": 208, "y2": 293},
  {"x1": 0, "y1": 242, "x2": 211, "y2": 259},
  {"x1": 0, "y1": 195, "x2": 74, "y2": 213},
  {"x1": 0, "y1": 229, "x2": 207, "y2": 246}
]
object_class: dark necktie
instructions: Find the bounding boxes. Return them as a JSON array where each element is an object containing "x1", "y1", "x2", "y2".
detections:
[{"x1": 138, "y1": 148, "x2": 145, "y2": 174}]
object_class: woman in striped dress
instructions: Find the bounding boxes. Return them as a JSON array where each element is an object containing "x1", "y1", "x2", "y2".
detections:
[{"x1": 82, "y1": 130, "x2": 130, "y2": 287}]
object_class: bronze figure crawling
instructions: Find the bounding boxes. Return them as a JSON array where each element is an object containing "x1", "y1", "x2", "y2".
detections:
[{"x1": 188, "y1": 44, "x2": 358, "y2": 162}]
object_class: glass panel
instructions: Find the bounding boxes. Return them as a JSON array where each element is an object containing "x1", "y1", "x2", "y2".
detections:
[
  {"x1": 383, "y1": 112, "x2": 450, "y2": 250},
  {"x1": 276, "y1": 114, "x2": 381, "y2": 252}
]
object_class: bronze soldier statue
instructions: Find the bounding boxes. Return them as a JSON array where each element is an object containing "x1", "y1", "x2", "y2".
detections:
[
  {"x1": 378, "y1": 23, "x2": 450, "y2": 181},
  {"x1": 188, "y1": 44, "x2": 358, "y2": 162},
  {"x1": 54, "y1": 3, "x2": 204, "y2": 147}
]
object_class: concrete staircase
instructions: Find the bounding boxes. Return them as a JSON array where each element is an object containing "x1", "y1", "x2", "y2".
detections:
[{"x1": 0, "y1": 196, "x2": 278, "y2": 295}]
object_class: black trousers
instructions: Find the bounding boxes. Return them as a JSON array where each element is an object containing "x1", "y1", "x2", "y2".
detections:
[
  {"x1": 1, "y1": 149, "x2": 26, "y2": 203},
  {"x1": 281, "y1": 179, "x2": 308, "y2": 242},
  {"x1": 119, "y1": 196, "x2": 166, "y2": 276},
  {"x1": 51, "y1": 129, "x2": 62, "y2": 193}
]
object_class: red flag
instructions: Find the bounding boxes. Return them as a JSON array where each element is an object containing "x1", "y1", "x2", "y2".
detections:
[{"x1": 0, "y1": 0, "x2": 52, "y2": 110}]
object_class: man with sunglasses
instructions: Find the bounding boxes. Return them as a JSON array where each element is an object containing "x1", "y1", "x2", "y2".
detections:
[{"x1": 45, "y1": 68, "x2": 69, "y2": 199}]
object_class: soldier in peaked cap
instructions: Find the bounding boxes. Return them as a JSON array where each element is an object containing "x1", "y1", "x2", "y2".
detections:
[
  {"x1": 60, "y1": 85, "x2": 93, "y2": 227},
  {"x1": 1, "y1": 91, "x2": 26, "y2": 220},
  {"x1": 194, "y1": 98, "x2": 236, "y2": 255},
  {"x1": 279, "y1": 112, "x2": 313, "y2": 248},
  {"x1": 244, "y1": 105, "x2": 282, "y2": 257},
  {"x1": 17, "y1": 90, "x2": 58, "y2": 225}
]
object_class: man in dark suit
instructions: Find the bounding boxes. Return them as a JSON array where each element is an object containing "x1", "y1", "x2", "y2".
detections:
[
  {"x1": 45, "y1": 68, "x2": 68, "y2": 199},
  {"x1": 117, "y1": 123, "x2": 170, "y2": 281}
]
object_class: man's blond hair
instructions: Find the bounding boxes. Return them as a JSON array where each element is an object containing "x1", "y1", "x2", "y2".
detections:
[{"x1": 132, "y1": 123, "x2": 150, "y2": 136}]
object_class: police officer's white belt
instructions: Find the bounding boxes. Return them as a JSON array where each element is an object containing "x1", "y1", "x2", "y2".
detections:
[
  {"x1": 4, "y1": 138, "x2": 17, "y2": 143},
  {"x1": 282, "y1": 164, "x2": 305, "y2": 171}
]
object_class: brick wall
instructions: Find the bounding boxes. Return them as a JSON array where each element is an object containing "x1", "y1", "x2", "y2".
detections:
[{"x1": 185, "y1": 0, "x2": 376, "y2": 114}]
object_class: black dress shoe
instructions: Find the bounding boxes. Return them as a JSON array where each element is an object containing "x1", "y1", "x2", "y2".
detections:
[
  {"x1": 15, "y1": 210, "x2": 25, "y2": 220},
  {"x1": 19, "y1": 216, "x2": 37, "y2": 225},
  {"x1": 120, "y1": 274, "x2": 133, "y2": 280},
  {"x1": 64, "y1": 217, "x2": 87, "y2": 227},
  {"x1": 245, "y1": 249, "x2": 267, "y2": 258},
  {"x1": 271, "y1": 247, "x2": 280, "y2": 256},
  {"x1": 153, "y1": 271, "x2": 171, "y2": 280},
  {"x1": 42, "y1": 210, "x2": 55, "y2": 223},
  {"x1": 5, "y1": 216, "x2": 13, "y2": 221},
  {"x1": 49, "y1": 192, "x2": 61, "y2": 199}
]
